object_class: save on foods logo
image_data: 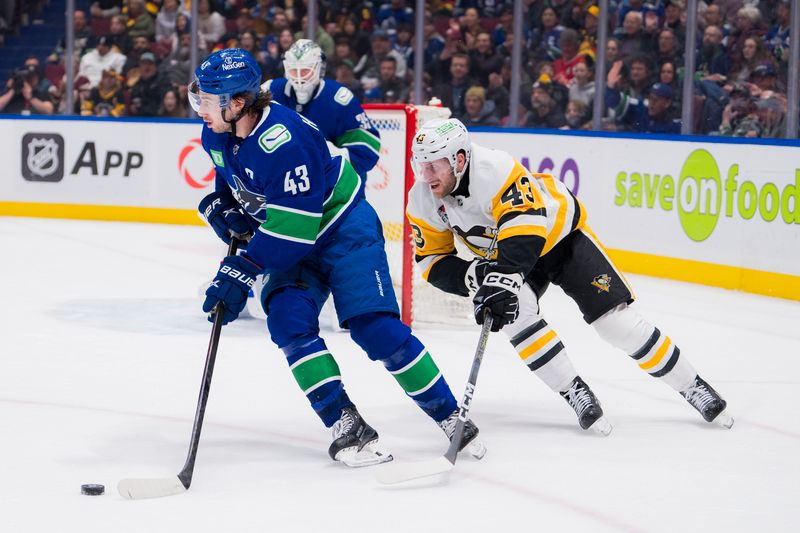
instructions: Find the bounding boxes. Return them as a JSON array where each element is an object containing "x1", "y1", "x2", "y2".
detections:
[
  {"x1": 178, "y1": 138, "x2": 215, "y2": 189},
  {"x1": 614, "y1": 148, "x2": 799, "y2": 241}
]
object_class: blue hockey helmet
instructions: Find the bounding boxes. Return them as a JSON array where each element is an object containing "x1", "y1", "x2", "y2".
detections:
[{"x1": 189, "y1": 48, "x2": 262, "y2": 112}]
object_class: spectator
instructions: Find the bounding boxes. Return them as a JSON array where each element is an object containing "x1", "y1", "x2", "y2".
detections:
[
  {"x1": 749, "y1": 63, "x2": 784, "y2": 95},
  {"x1": 221, "y1": 8, "x2": 255, "y2": 45},
  {"x1": 81, "y1": 68, "x2": 125, "y2": 116},
  {"x1": 377, "y1": 0, "x2": 413, "y2": 30},
  {"x1": 568, "y1": 61, "x2": 595, "y2": 107},
  {"x1": 159, "y1": 87, "x2": 186, "y2": 118},
  {"x1": 563, "y1": 99, "x2": 590, "y2": 130},
  {"x1": 295, "y1": 15, "x2": 334, "y2": 58},
  {"x1": 432, "y1": 52, "x2": 475, "y2": 119},
  {"x1": 702, "y1": 4, "x2": 731, "y2": 46},
  {"x1": 611, "y1": 82, "x2": 682, "y2": 134},
  {"x1": 719, "y1": 90, "x2": 761, "y2": 137},
  {"x1": 614, "y1": 11, "x2": 653, "y2": 60},
  {"x1": 341, "y1": 16, "x2": 371, "y2": 59},
  {"x1": 357, "y1": 29, "x2": 407, "y2": 89},
  {"x1": 79, "y1": 35, "x2": 127, "y2": 87},
  {"x1": 421, "y1": 20, "x2": 445, "y2": 64},
  {"x1": 461, "y1": 86, "x2": 501, "y2": 127},
  {"x1": 127, "y1": 0, "x2": 155, "y2": 40},
  {"x1": 173, "y1": 13, "x2": 204, "y2": 51},
  {"x1": 662, "y1": 0, "x2": 687, "y2": 42},
  {"x1": 263, "y1": 28, "x2": 294, "y2": 79},
  {"x1": 525, "y1": 76, "x2": 567, "y2": 128},
  {"x1": 655, "y1": 29, "x2": 682, "y2": 70},
  {"x1": 698, "y1": 25, "x2": 731, "y2": 82},
  {"x1": 335, "y1": 60, "x2": 364, "y2": 102},
  {"x1": 530, "y1": 7, "x2": 563, "y2": 62},
  {"x1": 393, "y1": 24, "x2": 414, "y2": 66},
  {"x1": 606, "y1": 37, "x2": 621, "y2": 67},
  {"x1": 51, "y1": 10, "x2": 93, "y2": 62},
  {"x1": 459, "y1": 7, "x2": 482, "y2": 48},
  {"x1": 578, "y1": 5, "x2": 600, "y2": 58},
  {"x1": 491, "y1": 5, "x2": 513, "y2": 48},
  {"x1": 377, "y1": 56, "x2": 409, "y2": 103},
  {"x1": 765, "y1": 1, "x2": 791, "y2": 66},
  {"x1": 123, "y1": 34, "x2": 152, "y2": 73},
  {"x1": 0, "y1": 57, "x2": 54, "y2": 115},
  {"x1": 609, "y1": 55, "x2": 652, "y2": 100},
  {"x1": 107, "y1": 14, "x2": 133, "y2": 55},
  {"x1": 727, "y1": 5, "x2": 766, "y2": 63},
  {"x1": 469, "y1": 31, "x2": 503, "y2": 86},
  {"x1": 160, "y1": 30, "x2": 201, "y2": 88},
  {"x1": 128, "y1": 52, "x2": 165, "y2": 116},
  {"x1": 755, "y1": 97, "x2": 786, "y2": 139},
  {"x1": 729, "y1": 36, "x2": 774, "y2": 83},
  {"x1": 155, "y1": 0, "x2": 180, "y2": 43},
  {"x1": 91, "y1": 0, "x2": 123, "y2": 19},
  {"x1": 486, "y1": 69, "x2": 510, "y2": 119},
  {"x1": 553, "y1": 28, "x2": 585, "y2": 86},
  {"x1": 428, "y1": 26, "x2": 467, "y2": 86},
  {"x1": 327, "y1": 37, "x2": 359, "y2": 80},
  {"x1": 198, "y1": 0, "x2": 226, "y2": 47},
  {"x1": 239, "y1": 30, "x2": 261, "y2": 63}
]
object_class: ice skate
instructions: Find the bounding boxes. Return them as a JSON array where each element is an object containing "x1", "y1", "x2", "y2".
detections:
[
  {"x1": 560, "y1": 377, "x2": 613, "y2": 436},
  {"x1": 328, "y1": 407, "x2": 393, "y2": 467},
  {"x1": 680, "y1": 375, "x2": 733, "y2": 429},
  {"x1": 438, "y1": 410, "x2": 487, "y2": 459}
]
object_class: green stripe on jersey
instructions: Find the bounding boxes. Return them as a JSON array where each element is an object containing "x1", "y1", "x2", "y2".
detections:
[
  {"x1": 390, "y1": 352, "x2": 441, "y2": 396},
  {"x1": 319, "y1": 161, "x2": 361, "y2": 235},
  {"x1": 335, "y1": 128, "x2": 381, "y2": 155},
  {"x1": 290, "y1": 352, "x2": 341, "y2": 394},
  {"x1": 262, "y1": 205, "x2": 321, "y2": 243}
]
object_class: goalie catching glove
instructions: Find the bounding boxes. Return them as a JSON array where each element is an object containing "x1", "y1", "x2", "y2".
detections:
[
  {"x1": 473, "y1": 271, "x2": 522, "y2": 332},
  {"x1": 203, "y1": 255, "x2": 262, "y2": 325},
  {"x1": 198, "y1": 191, "x2": 252, "y2": 244}
]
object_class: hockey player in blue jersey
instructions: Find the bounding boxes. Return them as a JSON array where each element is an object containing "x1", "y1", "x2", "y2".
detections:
[
  {"x1": 263, "y1": 39, "x2": 380, "y2": 179},
  {"x1": 191, "y1": 48, "x2": 484, "y2": 467}
]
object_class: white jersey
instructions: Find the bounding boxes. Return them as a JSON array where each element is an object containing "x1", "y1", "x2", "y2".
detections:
[{"x1": 406, "y1": 142, "x2": 587, "y2": 281}]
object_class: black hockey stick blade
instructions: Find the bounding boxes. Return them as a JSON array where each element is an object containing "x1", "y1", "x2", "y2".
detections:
[{"x1": 375, "y1": 313, "x2": 493, "y2": 485}]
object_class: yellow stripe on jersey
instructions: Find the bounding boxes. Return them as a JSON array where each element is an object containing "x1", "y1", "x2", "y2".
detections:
[
  {"x1": 539, "y1": 174, "x2": 570, "y2": 255},
  {"x1": 406, "y1": 212, "x2": 456, "y2": 257}
]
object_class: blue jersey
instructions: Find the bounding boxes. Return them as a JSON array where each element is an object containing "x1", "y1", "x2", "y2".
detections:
[
  {"x1": 264, "y1": 78, "x2": 381, "y2": 177},
  {"x1": 201, "y1": 102, "x2": 365, "y2": 272}
]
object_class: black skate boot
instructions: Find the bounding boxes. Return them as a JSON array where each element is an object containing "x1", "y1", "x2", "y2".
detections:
[
  {"x1": 438, "y1": 410, "x2": 487, "y2": 459},
  {"x1": 680, "y1": 375, "x2": 734, "y2": 428},
  {"x1": 328, "y1": 406, "x2": 393, "y2": 467},
  {"x1": 560, "y1": 377, "x2": 613, "y2": 436}
]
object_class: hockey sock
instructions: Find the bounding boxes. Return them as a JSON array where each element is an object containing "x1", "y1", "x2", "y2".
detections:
[
  {"x1": 508, "y1": 318, "x2": 578, "y2": 392},
  {"x1": 593, "y1": 304, "x2": 697, "y2": 392},
  {"x1": 283, "y1": 336, "x2": 354, "y2": 427},
  {"x1": 348, "y1": 313, "x2": 457, "y2": 422}
]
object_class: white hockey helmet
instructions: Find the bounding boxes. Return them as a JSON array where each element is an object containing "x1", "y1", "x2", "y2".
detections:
[
  {"x1": 283, "y1": 39, "x2": 326, "y2": 105},
  {"x1": 411, "y1": 118, "x2": 472, "y2": 188}
]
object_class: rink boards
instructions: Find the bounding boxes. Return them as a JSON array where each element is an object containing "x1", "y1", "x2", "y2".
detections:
[{"x1": 0, "y1": 115, "x2": 798, "y2": 300}]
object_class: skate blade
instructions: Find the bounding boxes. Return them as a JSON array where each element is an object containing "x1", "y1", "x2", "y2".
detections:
[
  {"x1": 465, "y1": 437, "x2": 487, "y2": 460},
  {"x1": 334, "y1": 441, "x2": 394, "y2": 468},
  {"x1": 712, "y1": 409, "x2": 734, "y2": 429},
  {"x1": 590, "y1": 416, "x2": 613, "y2": 436}
]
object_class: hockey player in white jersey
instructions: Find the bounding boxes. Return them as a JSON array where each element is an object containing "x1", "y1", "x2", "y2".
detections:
[{"x1": 406, "y1": 118, "x2": 733, "y2": 430}]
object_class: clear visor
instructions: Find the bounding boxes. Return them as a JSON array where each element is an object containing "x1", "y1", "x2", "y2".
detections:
[
  {"x1": 188, "y1": 80, "x2": 232, "y2": 113},
  {"x1": 412, "y1": 156, "x2": 451, "y2": 184}
]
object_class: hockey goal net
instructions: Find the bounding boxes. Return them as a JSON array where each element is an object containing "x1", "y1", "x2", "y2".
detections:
[{"x1": 363, "y1": 104, "x2": 473, "y2": 327}]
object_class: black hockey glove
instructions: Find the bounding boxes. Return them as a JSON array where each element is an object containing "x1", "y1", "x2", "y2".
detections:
[
  {"x1": 464, "y1": 259, "x2": 497, "y2": 295},
  {"x1": 198, "y1": 191, "x2": 252, "y2": 244},
  {"x1": 473, "y1": 272, "x2": 522, "y2": 332}
]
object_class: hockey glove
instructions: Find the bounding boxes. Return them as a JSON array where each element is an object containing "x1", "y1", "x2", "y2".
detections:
[
  {"x1": 473, "y1": 272, "x2": 523, "y2": 332},
  {"x1": 198, "y1": 191, "x2": 252, "y2": 244},
  {"x1": 464, "y1": 259, "x2": 497, "y2": 295},
  {"x1": 202, "y1": 255, "x2": 262, "y2": 325}
]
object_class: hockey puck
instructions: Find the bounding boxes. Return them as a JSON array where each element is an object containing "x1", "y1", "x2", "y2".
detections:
[{"x1": 81, "y1": 484, "x2": 105, "y2": 496}]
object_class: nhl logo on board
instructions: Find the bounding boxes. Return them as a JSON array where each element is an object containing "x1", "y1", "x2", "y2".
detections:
[
  {"x1": 21, "y1": 133, "x2": 64, "y2": 182},
  {"x1": 591, "y1": 274, "x2": 612, "y2": 293}
]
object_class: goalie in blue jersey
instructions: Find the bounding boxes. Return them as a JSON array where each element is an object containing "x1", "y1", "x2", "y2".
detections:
[{"x1": 191, "y1": 48, "x2": 485, "y2": 467}]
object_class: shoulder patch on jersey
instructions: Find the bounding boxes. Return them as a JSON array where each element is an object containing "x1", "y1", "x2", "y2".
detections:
[
  {"x1": 210, "y1": 149, "x2": 224, "y2": 167},
  {"x1": 258, "y1": 124, "x2": 292, "y2": 153},
  {"x1": 333, "y1": 86, "x2": 354, "y2": 106}
]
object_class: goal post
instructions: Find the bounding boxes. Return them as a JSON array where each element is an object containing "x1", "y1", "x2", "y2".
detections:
[{"x1": 363, "y1": 104, "x2": 472, "y2": 327}]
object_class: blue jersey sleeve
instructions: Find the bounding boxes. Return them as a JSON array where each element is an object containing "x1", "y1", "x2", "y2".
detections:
[
  {"x1": 329, "y1": 87, "x2": 381, "y2": 177},
  {"x1": 201, "y1": 125, "x2": 235, "y2": 198}
]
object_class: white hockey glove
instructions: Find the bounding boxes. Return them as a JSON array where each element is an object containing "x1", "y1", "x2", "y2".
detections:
[
  {"x1": 464, "y1": 259, "x2": 497, "y2": 296},
  {"x1": 326, "y1": 140, "x2": 350, "y2": 161}
]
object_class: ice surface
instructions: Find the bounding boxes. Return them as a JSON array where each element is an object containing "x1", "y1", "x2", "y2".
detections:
[{"x1": 1, "y1": 217, "x2": 797, "y2": 532}]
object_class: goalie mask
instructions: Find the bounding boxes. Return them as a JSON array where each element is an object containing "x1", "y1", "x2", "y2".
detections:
[
  {"x1": 411, "y1": 118, "x2": 472, "y2": 196},
  {"x1": 284, "y1": 39, "x2": 326, "y2": 105}
]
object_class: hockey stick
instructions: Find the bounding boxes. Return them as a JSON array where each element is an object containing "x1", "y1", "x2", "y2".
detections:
[
  {"x1": 118, "y1": 238, "x2": 240, "y2": 500},
  {"x1": 375, "y1": 312, "x2": 493, "y2": 485}
]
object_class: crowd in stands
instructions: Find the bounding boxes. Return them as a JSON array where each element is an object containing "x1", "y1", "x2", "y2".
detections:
[{"x1": 0, "y1": 0, "x2": 794, "y2": 137}]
